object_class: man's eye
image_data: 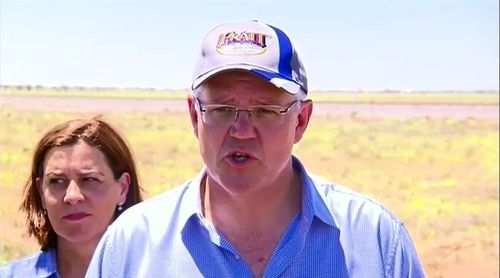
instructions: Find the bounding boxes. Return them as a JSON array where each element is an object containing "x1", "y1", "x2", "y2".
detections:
[
  {"x1": 212, "y1": 106, "x2": 235, "y2": 113},
  {"x1": 209, "y1": 106, "x2": 236, "y2": 117},
  {"x1": 254, "y1": 107, "x2": 279, "y2": 116},
  {"x1": 255, "y1": 108, "x2": 276, "y2": 114}
]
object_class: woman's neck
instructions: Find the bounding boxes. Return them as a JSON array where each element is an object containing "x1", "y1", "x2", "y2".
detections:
[{"x1": 56, "y1": 238, "x2": 98, "y2": 278}]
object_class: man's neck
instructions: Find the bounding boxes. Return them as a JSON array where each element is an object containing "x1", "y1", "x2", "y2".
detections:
[
  {"x1": 201, "y1": 166, "x2": 302, "y2": 277},
  {"x1": 202, "y1": 167, "x2": 302, "y2": 231}
]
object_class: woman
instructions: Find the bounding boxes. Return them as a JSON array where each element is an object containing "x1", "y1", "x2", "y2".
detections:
[{"x1": 0, "y1": 118, "x2": 143, "y2": 278}]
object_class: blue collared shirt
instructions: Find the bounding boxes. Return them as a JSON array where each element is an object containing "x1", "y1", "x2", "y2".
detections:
[
  {"x1": 86, "y1": 157, "x2": 425, "y2": 277},
  {"x1": 0, "y1": 249, "x2": 60, "y2": 278}
]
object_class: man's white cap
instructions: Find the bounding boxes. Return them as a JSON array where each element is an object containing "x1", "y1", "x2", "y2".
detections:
[{"x1": 191, "y1": 20, "x2": 308, "y2": 95}]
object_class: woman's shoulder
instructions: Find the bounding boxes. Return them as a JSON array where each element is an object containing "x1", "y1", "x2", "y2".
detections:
[{"x1": 0, "y1": 249, "x2": 58, "y2": 278}]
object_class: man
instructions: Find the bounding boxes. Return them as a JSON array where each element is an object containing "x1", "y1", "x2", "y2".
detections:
[{"x1": 86, "y1": 20, "x2": 425, "y2": 277}]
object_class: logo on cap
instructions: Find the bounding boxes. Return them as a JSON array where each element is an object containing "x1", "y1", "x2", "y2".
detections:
[{"x1": 216, "y1": 31, "x2": 269, "y2": 55}]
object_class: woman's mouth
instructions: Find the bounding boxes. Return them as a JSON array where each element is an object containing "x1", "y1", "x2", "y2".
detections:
[{"x1": 63, "y1": 212, "x2": 91, "y2": 221}]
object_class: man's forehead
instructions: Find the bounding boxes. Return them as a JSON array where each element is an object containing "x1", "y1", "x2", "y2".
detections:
[{"x1": 202, "y1": 81, "x2": 293, "y2": 104}]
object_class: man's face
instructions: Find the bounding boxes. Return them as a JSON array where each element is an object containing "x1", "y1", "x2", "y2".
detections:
[{"x1": 188, "y1": 71, "x2": 312, "y2": 196}]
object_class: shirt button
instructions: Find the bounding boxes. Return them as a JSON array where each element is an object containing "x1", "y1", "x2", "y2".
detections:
[{"x1": 235, "y1": 255, "x2": 240, "y2": 260}]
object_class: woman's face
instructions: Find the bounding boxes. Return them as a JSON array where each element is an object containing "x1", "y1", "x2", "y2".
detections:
[{"x1": 36, "y1": 140, "x2": 130, "y2": 247}]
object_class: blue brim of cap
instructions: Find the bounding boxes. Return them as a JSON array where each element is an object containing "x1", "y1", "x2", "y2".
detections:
[{"x1": 191, "y1": 65, "x2": 302, "y2": 95}]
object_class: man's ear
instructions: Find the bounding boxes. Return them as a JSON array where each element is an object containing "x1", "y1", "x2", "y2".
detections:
[
  {"x1": 187, "y1": 95, "x2": 199, "y2": 138},
  {"x1": 294, "y1": 100, "x2": 313, "y2": 144},
  {"x1": 35, "y1": 177, "x2": 46, "y2": 209}
]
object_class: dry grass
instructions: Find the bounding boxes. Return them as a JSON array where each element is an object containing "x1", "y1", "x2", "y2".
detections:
[{"x1": 0, "y1": 99, "x2": 498, "y2": 277}]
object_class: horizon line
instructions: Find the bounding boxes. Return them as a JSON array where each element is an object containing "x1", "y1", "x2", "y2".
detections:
[{"x1": 1, "y1": 84, "x2": 499, "y2": 94}]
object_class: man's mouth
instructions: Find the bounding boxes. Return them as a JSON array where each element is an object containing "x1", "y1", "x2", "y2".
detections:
[{"x1": 232, "y1": 152, "x2": 250, "y2": 162}]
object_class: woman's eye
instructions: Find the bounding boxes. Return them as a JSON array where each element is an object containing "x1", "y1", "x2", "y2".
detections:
[
  {"x1": 49, "y1": 178, "x2": 66, "y2": 185},
  {"x1": 82, "y1": 177, "x2": 101, "y2": 184}
]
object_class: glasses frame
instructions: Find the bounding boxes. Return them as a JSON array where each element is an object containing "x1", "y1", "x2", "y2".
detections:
[{"x1": 194, "y1": 97, "x2": 300, "y2": 126}]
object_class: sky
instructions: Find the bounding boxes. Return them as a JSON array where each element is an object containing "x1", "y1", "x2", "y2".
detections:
[{"x1": 0, "y1": 0, "x2": 498, "y2": 91}]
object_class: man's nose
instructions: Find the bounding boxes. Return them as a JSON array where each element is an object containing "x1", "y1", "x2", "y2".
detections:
[
  {"x1": 229, "y1": 110, "x2": 256, "y2": 139},
  {"x1": 63, "y1": 180, "x2": 84, "y2": 205}
]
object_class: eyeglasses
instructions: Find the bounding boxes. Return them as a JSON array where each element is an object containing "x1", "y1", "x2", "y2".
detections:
[{"x1": 194, "y1": 97, "x2": 300, "y2": 127}]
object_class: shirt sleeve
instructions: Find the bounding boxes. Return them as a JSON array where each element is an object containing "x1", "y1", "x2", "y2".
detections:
[
  {"x1": 85, "y1": 227, "x2": 117, "y2": 278},
  {"x1": 387, "y1": 223, "x2": 426, "y2": 278}
]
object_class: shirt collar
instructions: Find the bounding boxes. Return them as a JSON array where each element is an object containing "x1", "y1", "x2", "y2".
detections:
[
  {"x1": 34, "y1": 248, "x2": 59, "y2": 278},
  {"x1": 293, "y1": 156, "x2": 336, "y2": 227},
  {"x1": 177, "y1": 166, "x2": 206, "y2": 223},
  {"x1": 178, "y1": 166, "x2": 227, "y2": 246}
]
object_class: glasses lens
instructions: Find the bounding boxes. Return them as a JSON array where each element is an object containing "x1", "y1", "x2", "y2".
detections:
[
  {"x1": 204, "y1": 106, "x2": 237, "y2": 124},
  {"x1": 251, "y1": 107, "x2": 283, "y2": 126},
  {"x1": 199, "y1": 101, "x2": 297, "y2": 127}
]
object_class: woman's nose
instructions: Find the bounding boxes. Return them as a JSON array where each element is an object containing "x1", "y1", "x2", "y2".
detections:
[{"x1": 63, "y1": 180, "x2": 84, "y2": 205}]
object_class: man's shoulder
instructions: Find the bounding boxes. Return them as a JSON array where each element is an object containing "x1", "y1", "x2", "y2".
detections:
[
  {"x1": 304, "y1": 175, "x2": 424, "y2": 277},
  {"x1": 116, "y1": 182, "x2": 190, "y2": 221},
  {"x1": 308, "y1": 174, "x2": 402, "y2": 226},
  {"x1": 87, "y1": 179, "x2": 201, "y2": 273},
  {"x1": 106, "y1": 180, "x2": 196, "y2": 240},
  {"x1": 309, "y1": 174, "x2": 385, "y2": 205},
  {"x1": 132, "y1": 183, "x2": 188, "y2": 210}
]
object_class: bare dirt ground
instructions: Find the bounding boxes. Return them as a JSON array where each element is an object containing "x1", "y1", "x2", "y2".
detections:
[{"x1": 1, "y1": 95, "x2": 499, "y2": 119}]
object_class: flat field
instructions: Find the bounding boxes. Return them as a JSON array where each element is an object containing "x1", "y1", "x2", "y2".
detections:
[{"x1": 0, "y1": 90, "x2": 498, "y2": 277}]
